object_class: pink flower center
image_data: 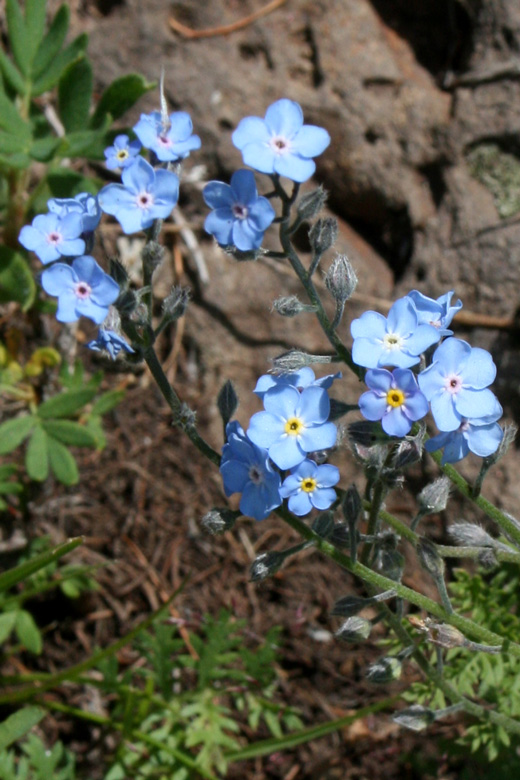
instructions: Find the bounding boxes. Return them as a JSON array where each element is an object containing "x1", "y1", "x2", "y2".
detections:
[
  {"x1": 47, "y1": 231, "x2": 62, "y2": 245},
  {"x1": 232, "y1": 203, "x2": 248, "y2": 220},
  {"x1": 270, "y1": 135, "x2": 290, "y2": 155},
  {"x1": 158, "y1": 135, "x2": 172, "y2": 147},
  {"x1": 136, "y1": 192, "x2": 154, "y2": 209},
  {"x1": 445, "y1": 374, "x2": 463, "y2": 394},
  {"x1": 74, "y1": 281, "x2": 91, "y2": 300}
]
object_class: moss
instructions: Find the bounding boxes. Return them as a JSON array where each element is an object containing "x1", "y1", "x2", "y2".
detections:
[{"x1": 467, "y1": 143, "x2": 520, "y2": 218}]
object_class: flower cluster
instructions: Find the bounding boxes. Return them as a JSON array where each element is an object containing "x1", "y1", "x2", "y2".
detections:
[
  {"x1": 221, "y1": 369, "x2": 340, "y2": 520},
  {"x1": 351, "y1": 291, "x2": 504, "y2": 462}
]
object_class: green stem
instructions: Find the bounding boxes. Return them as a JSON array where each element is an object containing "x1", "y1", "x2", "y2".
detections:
[{"x1": 360, "y1": 480, "x2": 386, "y2": 565}]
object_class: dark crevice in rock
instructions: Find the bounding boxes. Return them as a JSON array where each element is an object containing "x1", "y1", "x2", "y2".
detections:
[
  {"x1": 92, "y1": 0, "x2": 125, "y2": 16},
  {"x1": 368, "y1": 0, "x2": 476, "y2": 81},
  {"x1": 419, "y1": 162, "x2": 448, "y2": 208},
  {"x1": 303, "y1": 22, "x2": 325, "y2": 87},
  {"x1": 238, "y1": 42, "x2": 275, "y2": 71}
]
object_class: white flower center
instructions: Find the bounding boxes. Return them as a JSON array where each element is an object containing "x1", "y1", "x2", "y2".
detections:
[
  {"x1": 444, "y1": 374, "x2": 462, "y2": 395},
  {"x1": 74, "y1": 282, "x2": 92, "y2": 300},
  {"x1": 47, "y1": 231, "x2": 62, "y2": 246},
  {"x1": 136, "y1": 191, "x2": 154, "y2": 210},
  {"x1": 232, "y1": 203, "x2": 248, "y2": 220},
  {"x1": 269, "y1": 135, "x2": 291, "y2": 156},
  {"x1": 158, "y1": 135, "x2": 172, "y2": 147},
  {"x1": 383, "y1": 332, "x2": 404, "y2": 351}
]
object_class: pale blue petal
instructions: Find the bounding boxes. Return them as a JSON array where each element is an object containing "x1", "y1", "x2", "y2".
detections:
[
  {"x1": 298, "y1": 421, "x2": 337, "y2": 452},
  {"x1": 122, "y1": 157, "x2": 153, "y2": 192},
  {"x1": 241, "y1": 142, "x2": 276, "y2": 174},
  {"x1": 351, "y1": 311, "x2": 387, "y2": 339},
  {"x1": 274, "y1": 153, "x2": 316, "y2": 182},
  {"x1": 455, "y1": 388, "x2": 499, "y2": 419},
  {"x1": 352, "y1": 337, "x2": 383, "y2": 368},
  {"x1": 55, "y1": 291, "x2": 79, "y2": 322},
  {"x1": 232, "y1": 117, "x2": 270, "y2": 150},
  {"x1": 402, "y1": 391, "x2": 429, "y2": 420},
  {"x1": 432, "y1": 338, "x2": 470, "y2": 374},
  {"x1": 220, "y1": 460, "x2": 250, "y2": 495},
  {"x1": 248, "y1": 197, "x2": 276, "y2": 230},
  {"x1": 466, "y1": 422, "x2": 503, "y2": 457},
  {"x1": 59, "y1": 237, "x2": 85, "y2": 257},
  {"x1": 204, "y1": 209, "x2": 233, "y2": 244},
  {"x1": 168, "y1": 111, "x2": 193, "y2": 140},
  {"x1": 153, "y1": 169, "x2": 180, "y2": 206},
  {"x1": 269, "y1": 436, "x2": 305, "y2": 470},
  {"x1": 77, "y1": 299, "x2": 111, "y2": 325},
  {"x1": 359, "y1": 391, "x2": 386, "y2": 421},
  {"x1": 41, "y1": 263, "x2": 75, "y2": 295},
  {"x1": 203, "y1": 181, "x2": 234, "y2": 209},
  {"x1": 264, "y1": 99, "x2": 303, "y2": 136},
  {"x1": 292, "y1": 125, "x2": 330, "y2": 156},
  {"x1": 404, "y1": 324, "x2": 441, "y2": 355},
  {"x1": 297, "y1": 386, "x2": 330, "y2": 424},
  {"x1": 417, "y1": 363, "x2": 446, "y2": 399},
  {"x1": 288, "y1": 491, "x2": 312, "y2": 516},
  {"x1": 392, "y1": 368, "x2": 418, "y2": 394},
  {"x1": 311, "y1": 487, "x2": 337, "y2": 510},
  {"x1": 387, "y1": 297, "x2": 417, "y2": 336},
  {"x1": 316, "y1": 464, "x2": 340, "y2": 487},
  {"x1": 247, "y1": 411, "x2": 282, "y2": 449},
  {"x1": 264, "y1": 385, "x2": 300, "y2": 419},
  {"x1": 461, "y1": 348, "x2": 496, "y2": 388},
  {"x1": 382, "y1": 408, "x2": 411, "y2": 437},
  {"x1": 379, "y1": 349, "x2": 419, "y2": 369},
  {"x1": 232, "y1": 218, "x2": 263, "y2": 250},
  {"x1": 230, "y1": 169, "x2": 258, "y2": 204},
  {"x1": 430, "y1": 392, "x2": 461, "y2": 431},
  {"x1": 365, "y1": 368, "x2": 392, "y2": 393}
]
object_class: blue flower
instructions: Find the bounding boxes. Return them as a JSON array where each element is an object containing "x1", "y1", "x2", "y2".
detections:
[
  {"x1": 133, "y1": 111, "x2": 201, "y2": 162},
  {"x1": 104, "y1": 134, "x2": 141, "y2": 170},
  {"x1": 407, "y1": 290, "x2": 462, "y2": 336},
  {"x1": 98, "y1": 157, "x2": 179, "y2": 234},
  {"x1": 425, "y1": 405, "x2": 504, "y2": 464},
  {"x1": 247, "y1": 385, "x2": 337, "y2": 470},
  {"x1": 232, "y1": 99, "x2": 330, "y2": 183},
  {"x1": 87, "y1": 329, "x2": 135, "y2": 360},
  {"x1": 19, "y1": 212, "x2": 85, "y2": 264},
  {"x1": 203, "y1": 169, "x2": 276, "y2": 251},
  {"x1": 253, "y1": 367, "x2": 342, "y2": 399},
  {"x1": 48, "y1": 192, "x2": 102, "y2": 234},
  {"x1": 220, "y1": 421, "x2": 282, "y2": 521},
  {"x1": 358, "y1": 368, "x2": 429, "y2": 437},
  {"x1": 280, "y1": 459, "x2": 339, "y2": 516},
  {"x1": 417, "y1": 338, "x2": 499, "y2": 432},
  {"x1": 350, "y1": 297, "x2": 441, "y2": 369},
  {"x1": 41, "y1": 255, "x2": 120, "y2": 324}
]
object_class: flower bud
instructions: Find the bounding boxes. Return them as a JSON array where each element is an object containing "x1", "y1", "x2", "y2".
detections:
[
  {"x1": 426, "y1": 622, "x2": 466, "y2": 649},
  {"x1": 392, "y1": 436, "x2": 423, "y2": 470},
  {"x1": 331, "y1": 594, "x2": 370, "y2": 617},
  {"x1": 271, "y1": 350, "x2": 332, "y2": 372},
  {"x1": 335, "y1": 616, "x2": 371, "y2": 642},
  {"x1": 110, "y1": 258, "x2": 129, "y2": 288},
  {"x1": 272, "y1": 295, "x2": 316, "y2": 317},
  {"x1": 142, "y1": 240, "x2": 165, "y2": 273},
  {"x1": 201, "y1": 508, "x2": 238, "y2": 535},
  {"x1": 417, "y1": 476, "x2": 450, "y2": 515},
  {"x1": 217, "y1": 380, "x2": 239, "y2": 427},
  {"x1": 309, "y1": 217, "x2": 338, "y2": 258},
  {"x1": 378, "y1": 547, "x2": 404, "y2": 582},
  {"x1": 478, "y1": 548, "x2": 498, "y2": 569},
  {"x1": 163, "y1": 286, "x2": 190, "y2": 321},
  {"x1": 312, "y1": 511, "x2": 335, "y2": 539},
  {"x1": 342, "y1": 484, "x2": 362, "y2": 526},
  {"x1": 366, "y1": 656, "x2": 402, "y2": 684},
  {"x1": 325, "y1": 255, "x2": 358, "y2": 304},
  {"x1": 296, "y1": 186, "x2": 327, "y2": 221},
  {"x1": 250, "y1": 551, "x2": 285, "y2": 582},
  {"x1": 448, "y1": 522, "x2": 495, "y2": 548},
  {"x1": 393, "y1": 705, "x2": 435, "y2": 732},
  {"x1": 115, "y1": 289, "x2": 138, "y2": 316},
  {"x1": 328, "y1": 399, "x2": 358, "y2": 421},
  {"x1": 416, "y1": 538, "x2": 445, "y2": 579}
]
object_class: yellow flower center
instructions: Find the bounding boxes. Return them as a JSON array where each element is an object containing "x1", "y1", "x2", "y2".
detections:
[
  {"x1": 386, "y1": 388, "x2": 405, "y2": 408},
  {"x1": 301, "y1": 477, "x2": 317, "y2": 493},
  {"x1": 284, "y1": 417, "x2": 304, "y2": 436},
  {"x1": 116, "y1": 149, "x2": 129, "y2": 161}
]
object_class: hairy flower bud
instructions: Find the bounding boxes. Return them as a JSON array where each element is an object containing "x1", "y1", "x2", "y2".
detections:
[
  {"x1": 335, "y1": 616, "x2": 372, "y2": 642},
  {"x1": 272, "y1": 295, "x2": 316, "y2": 317},
  {"x1": 448, "y1": 522, "x2": 496, "y2": 548},
  {"x1": 201, "y1": 508, "x2": 238, "y2": 535},
  {"x1": 393, "y1": 705, "x2": 435, "y2": 732},
  {"x1": 416, "y1": 538, "x2": 445, "y2": 579},
  {"x1": 366, "y1": 656, "x2": 402, "y2": 684},
  {"x1": 342, "y1": 484, "x2": 362, "y2": 526},
  {"x1": 309, "y1": 217, "x2": 338, "y2": 258},
  {"x1": 331, "y1": 594, "x2": 370, "y2": 617},
  {"x1": 271, "y1": 350, "x2": 332, "y2": 373},
  {"x1": 325, "y1": 255, "x2": 358, "y2": 304},
  {"x1": 250, "y1": 551, "x2": 285, "y2": 582},
  {"x1": 163, "y1": 286, "x2": 190, "y2": 321},
  {"x1": 142, "y1": 239, "x2": 165, "y2": 273},
  {"x1": 312, "y1": 511, "x2": 335, "y2": 539},
  {"x1": 115, "y1": 289, "x2": 138, "y2": 316},
  {"x1": 418, "y1": 476, "x2": 450, "y2": 515},
  {"x1": 217, "y1": 380, "x2": 239, "y2": 427},
  {"x1": 296, "y1": 186, "x2": 327, "y2": 221}
]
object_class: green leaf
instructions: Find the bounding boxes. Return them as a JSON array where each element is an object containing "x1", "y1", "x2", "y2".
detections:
[
  {"x1": 85, "y1": 415, "x2": 107, "y2": 450},
  {"x1": 47, "y1": 437, "x2": 79, "y2": 485},
  {"x1": 0, "y1": 465, "x2": 17, "y2": 479},
  {"x1": 58, "y1": 58, "x2": 93, "y2": 133},
  {"x1": 37, "y1": 388, "x2": 97, "y2": 418},
  {"x1": 0, "y1": 415, "x2": 36, "y2": 455},
  {"x1": 57, "y1": 127, "x2": 108, "y2": 159},
  {"x1": 91, "y1": 74, "x2": 155, "y2": 129},
  {"x1": 32, "y1": 5, "x2": 70, "y2": 79},
  {"x1": 5, "y1": 0, "x2": 30, "y2": 76},
  {"x1": 25, "y1": 0, "x2": 47, "y2": 58},
  {"x1": 0, "y1": 481, "x2": 23, "y2": 495},
  {"x1": 0, "y1": 130, "x2": 28, "y2": 154},
  {"x1": 0, "y1": 610, "x2": 18, "y2": 644},
  {"x1": 0, "y1": 150, "x2": 31, "y2": 169},
  {"x1": 0, "y1": 88, "x2": 32, "y2": 138},
  {"x1": 0, "y1": 246, "x2": 37, "y2": 309},
  {"x1": 32, "y1": 34, "x2": 88, "y2": 96},
  {"x1": 30, "y1": 136, "x2": 61, "y2": 162},
  {"x1": 25, "y1": 426, "x2": 49, "y2": 482},
  {"x1": 15, "y1": 609, "x2": 42, "y2": 654},
  {"x1": 0, "y1": 706, "x2": 44, "y2": 751},
  {"x1": 42, "y1": 420, "x2": 98, "y2": 448},
  {"x1": 0, "y1": 48, "x2": 26, "y2": 94},
  {"x1": 0, "y1": 537, "x2": 83, "y2": 593},
  {"x1": 91, "y1": 390, "x2": 125, "y2": 416}
]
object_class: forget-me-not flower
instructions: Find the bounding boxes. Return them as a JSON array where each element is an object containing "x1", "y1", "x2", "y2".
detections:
[
  {"x1": 350, "y1": 297, "x2": 441, "y2": 369},
  {"x1": 104, "y1": 134, "x2": 141, "y2": 170},
  {"x1": 280, "y1": 459, "x2": 339, "y2": 516},
  {"x1": 87, "y1": 329, "x2": 135, "y2": 360},
  {"x1": 425, "y1": 405, "x2": 504, "y2": 464},
  {"x1": 220, "y1": 421, "x2": 282, "y2": 521},
  {"x1": 358, "y1": 368, "x2": 429, "y2": 437},
  {"x1": 407, "y1": 290, "x2": 462, "y2": 336},
  {"x1": 48, "y1": 192, "x2": 102, "y2": 234},
  {"x1": 417, "y1": 337, "x2": 499, "y2": 431},
  {"x1": 41, "y1": 255, "x2": 119, "y2": 324},
  {"x1": 98, "y1": 157, "x2": 179, "y2": 234},
  {"x1": 232, "y1": 99, "x2": 331, "y2": 183},
  {"x1": 247, "y1": 385, "x2": 337, "y2": 470},
  {"x1": 19, "y1": 212, "x2": 85, "y2": 264},
  {"x1": 203, "y1": 169, "x2": 275, "y2": 251},
  {"x1": 133, "y1": 110, "x2": 201, "y2": 162},
  {"x1": 253, "y1": 367, "x2": 342, "y2": 399}
]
